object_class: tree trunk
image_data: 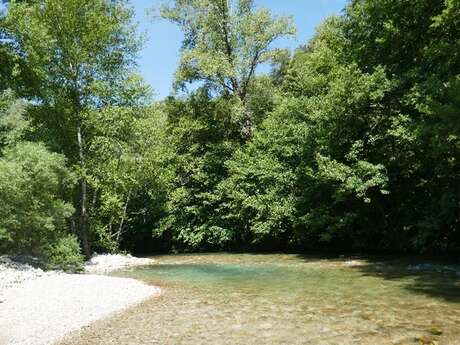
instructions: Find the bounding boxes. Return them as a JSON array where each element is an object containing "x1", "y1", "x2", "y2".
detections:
[
  {"x1": 77, "y1": 124, "x2": 91, "y2": 258},
  {"x1": 116, "y1": 192, "x2": 131, "y2": 243}
]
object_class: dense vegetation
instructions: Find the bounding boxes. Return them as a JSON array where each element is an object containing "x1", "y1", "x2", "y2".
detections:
[{"x1": 0, "y1": 0, "x2": 459, "y2": 268}]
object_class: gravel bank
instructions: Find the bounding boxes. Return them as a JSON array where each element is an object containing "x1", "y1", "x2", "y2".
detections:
[
  {"x1": 84, "y1": 253, "x2": 155, "y2": 274},
  {"x1": 0, "y1": 255, "x2": 160, "y2": 345},
  {"x1": 0, "y1": 256, "x2": 55, "y2": 302}
]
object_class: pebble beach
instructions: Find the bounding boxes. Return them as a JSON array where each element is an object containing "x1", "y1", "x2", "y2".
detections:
[{"x1": 0, "y1": 255, "x2": 160, "y2": 345}]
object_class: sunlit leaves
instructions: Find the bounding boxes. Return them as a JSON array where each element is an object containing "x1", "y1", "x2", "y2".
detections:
[{"x1": 161, "y1": 0, "x2": 295, "y2": 99}]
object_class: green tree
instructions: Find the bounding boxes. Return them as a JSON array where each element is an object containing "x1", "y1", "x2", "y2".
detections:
[
  {"x1": 0, "y1": 92, "x2": 80, "y2": 269},
  {"x1": 4, "y1": 0, "x2": 142, "y2": 256},
  {"x1": 84, "y1": 102, "x2": 171, "y2": 252},
  {"x1": 217, "y1": 0, "x2": 460, "y2": 252},
  {"x1": 161, "y1": 0, "x2": 295, "y2": 137},
  {"x1": 154, "y1": 91, "x2": 235, "y2": 250},
  {"x1": 218, "y1": 17, "x2": 391, "y2": 249},
  {"x1": 343, "y1": 0, "x2": 460, "y2": 250}
]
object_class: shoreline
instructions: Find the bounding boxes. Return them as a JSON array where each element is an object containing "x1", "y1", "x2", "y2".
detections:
[{"x1": 0, "y1": 255, "x2": 160, "y2": 345}]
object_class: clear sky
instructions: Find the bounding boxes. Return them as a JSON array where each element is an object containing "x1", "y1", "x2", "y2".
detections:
[{"x1": 131, "y1": 0, "x2": 348, "y2": 99}]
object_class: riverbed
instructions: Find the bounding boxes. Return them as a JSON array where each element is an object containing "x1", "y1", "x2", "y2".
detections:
[{"x1": 58, "y1": 254, "x2": 460, "y2": 345}]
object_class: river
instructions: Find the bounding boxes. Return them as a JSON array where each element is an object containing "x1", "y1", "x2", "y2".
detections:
[{"x1": 59, "y1": 253, "x2": 460, "y2": 345}]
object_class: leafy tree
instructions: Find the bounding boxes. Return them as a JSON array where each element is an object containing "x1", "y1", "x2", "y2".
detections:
[
  {"x1": 216, "y1": 0, "x2": 460, "y2": 252},
  {"x1": 153, "y1": 0, "x2": 292, "y2": 249},
  {"x1": 161, "y1": 0, "x2": 295, "y2": 137},
  {"x1": 85, "y1": 103, "x2": 171, "y2": 252},
  {"x1": 217, "y1": 17, "x2": 392, "y2": 249},
  {"x1": 0, "y1": 92, "x2": 79, "y2": 267},
  {"x1": 3, "y1": 0, "x2": 142, "y2": 256},
  {"x1": 2, "y1": 0, "x2": 459, "y2": 257},
  {"x1": 343, "y1": 0, "x2": 460, "y2": 250},
  {"x1": 156, "y1": 75, "x2": 282, "y2": 250},
  {"x1": 154, "y1": 90, "x2": 237, "y2": 250}
]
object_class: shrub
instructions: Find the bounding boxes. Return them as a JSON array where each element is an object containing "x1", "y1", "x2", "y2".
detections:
[{"x1": 45, "y1": 235, "x2": 84, "y2": 272}]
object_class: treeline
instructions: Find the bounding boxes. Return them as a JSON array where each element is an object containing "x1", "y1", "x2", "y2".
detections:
[{"x1": 0, "y1": 0, "x2": 459, "y2": 268}]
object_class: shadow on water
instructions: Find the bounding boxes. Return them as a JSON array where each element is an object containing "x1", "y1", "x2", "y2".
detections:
[
  {"x1": 296, "y1": 254, "x2": 460, "y2": 303},
  {"x1": 356, "y1": 261, "x2": 460, "y2": 303}
]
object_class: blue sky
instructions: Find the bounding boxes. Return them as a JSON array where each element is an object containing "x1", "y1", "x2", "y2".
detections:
[{"x1": 132, "y1": 0, "x2": 348, "y2": 99}]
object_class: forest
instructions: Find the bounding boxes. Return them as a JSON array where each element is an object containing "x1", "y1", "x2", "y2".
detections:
[{"x1": 0, "y1": 0, "x2": 459, "y2": 270}]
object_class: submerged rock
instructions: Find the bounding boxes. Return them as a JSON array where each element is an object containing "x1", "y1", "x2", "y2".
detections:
[
  {"x1": 415, "y1": 335, "x2": 438, "y2": 345},
  {"x1": 427, "y1": 328, "x2": 443, "y2": 336}
]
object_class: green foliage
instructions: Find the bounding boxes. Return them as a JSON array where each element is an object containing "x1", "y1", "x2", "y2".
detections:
[
  {"x1": 161, "y1": 0, "x2": 295, "y2": 139},
  {"x1": 161, "y1": 0, "x2": 295, "y2": 99},
  {"x1": 85, "y1": 104, "x2": 171, "y2": 252},
  {"x1": 45, "y1": 234, "x2": 84, "y2": 272},
  {"x1": 341, "y1": 0, "x2": 460, "y2": 251},
  {"x1": 0, "y1": 93, "x2": 76, "y2": 260},
  {"x1": 3, "y1": 0, "x2": 143, "y2": 159},
  {"x1": 0, "y1": 143, "x2": 75, "y2": 254},
  {"x1": 155, "y1": 91, "x2": 239, "y2": 250},
  {"x1": 4, "y1": 0, "x2": 141, "y2": 103},
  {"x1": 217, "y1": 141, "x2": 297, "y2": 247},
  {"x1": 212, "y1": 2, "x2": 460, "y2": 252},
  {"x1": 1, "y1": 0, "x2": 460, "y2": 258},
  {"x1": 0, "y1": 90, "x2": 29, "y2": 146},
  {"x1": 3, "y1": 0, "x2": 146, "y2": 257}
]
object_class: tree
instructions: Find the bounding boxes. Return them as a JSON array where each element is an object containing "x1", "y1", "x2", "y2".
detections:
[
  {"x1": 217, "y1": 0, "x2": 460, "y2": 252},
  {"x1": 161, "y1": 0, "x2": 295, "y2": 137},
  {"x1": 0, "y1": 91, "x2": 81, "y2": 270},
  {"x1": 343, "y1": 0, "x2": 460, "y2": 250},
  {"x1": 217, "y1": 17, "x2": 391, "y2": 250},
  {"x1": 84, "y1": 102, "x2": 171, "y2": 252},
  {"x1": 155, "y1": 75, "x2": 282, "y2": 250},
  {"x1": 154, "y1": 91, "x2": 236, "y2": 250},
  {"x1": 4, "y1": 0, "x2": 142, "y2": 256}
]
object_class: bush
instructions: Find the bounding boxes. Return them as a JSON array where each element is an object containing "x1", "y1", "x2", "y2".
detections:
[
  {"x1": 45, "y1": 235, "x2": 84, "y2": 272},
  {"x1": 0, "y1": 142, "x2": 75, "y2": 254},
  {"x1": 0, "y1": 92, "x2": 78, "y2": 266}
]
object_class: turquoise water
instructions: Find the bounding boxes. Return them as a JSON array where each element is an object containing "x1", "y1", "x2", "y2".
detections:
[{"x1": 59, "y1": 254, "x2": 460, "y2": 345}]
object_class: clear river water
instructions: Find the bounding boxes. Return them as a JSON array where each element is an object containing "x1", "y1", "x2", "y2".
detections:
[{"x1": 59, "y1": 254, "x2": 460, "y2": 345}]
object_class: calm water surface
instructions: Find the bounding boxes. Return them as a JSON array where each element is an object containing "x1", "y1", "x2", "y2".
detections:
[{"x1": 59, "y1": 254, "x2": 460, "y2": 345}]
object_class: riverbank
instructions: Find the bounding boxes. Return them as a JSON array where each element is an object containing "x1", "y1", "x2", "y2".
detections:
[{"x1": 0, "y1": 255, "x2": 160, "y2": 345}]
